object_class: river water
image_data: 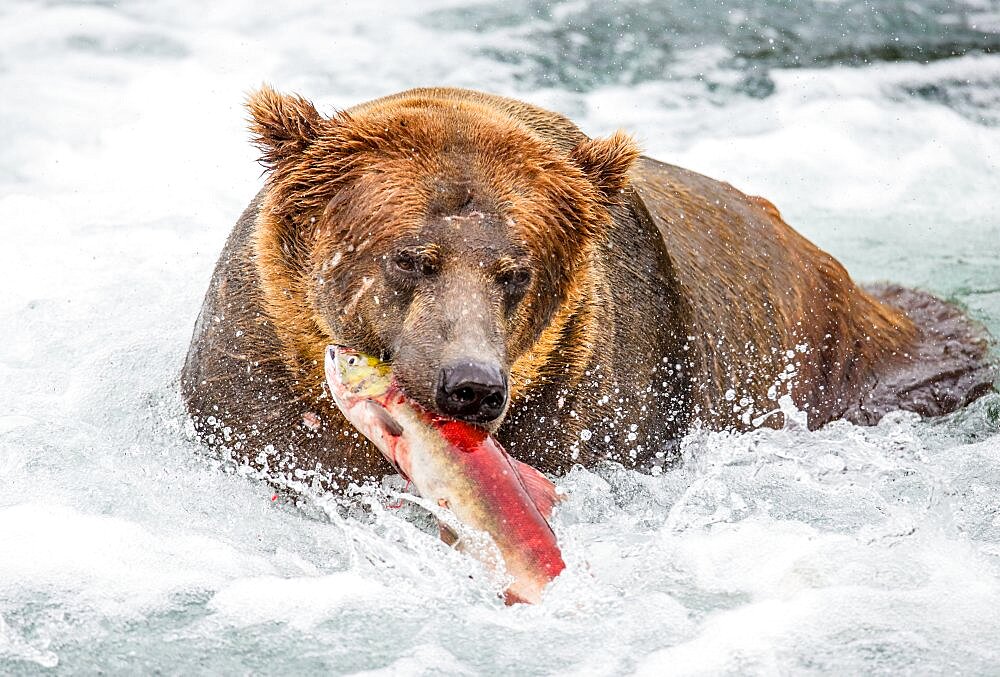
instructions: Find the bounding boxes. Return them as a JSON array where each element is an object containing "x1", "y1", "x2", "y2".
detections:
[{"x1": 1, "y1": 1, "x2": 999, "y2": 674}]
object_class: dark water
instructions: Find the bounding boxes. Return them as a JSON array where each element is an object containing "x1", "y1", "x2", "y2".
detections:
[{"x1": 427, "y1": 0, "x2": 1000, "y2": 122}]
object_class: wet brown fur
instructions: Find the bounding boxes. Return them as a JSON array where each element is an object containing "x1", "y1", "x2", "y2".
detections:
[{"x1": 182, "y1": 86, "x2": 995, "y2": 487}]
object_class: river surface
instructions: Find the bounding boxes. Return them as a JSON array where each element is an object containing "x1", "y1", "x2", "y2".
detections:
[{"x1": 2, "y1": 1, "x2": 999, "y2": 674}]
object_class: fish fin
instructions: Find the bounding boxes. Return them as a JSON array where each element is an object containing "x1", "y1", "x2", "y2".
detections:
[
  {"x1": 366, "y1": 402, "x2": 403, "y2": 437},
  {"x1": 438, "y1": 521, "x2": 459, "y2": 546},
  {"x1": 503, "y1": 589, "x2": 529, "y2": 606},
  {"x1": 511, "y1": 457, "x2": 562, "y2": 519}
]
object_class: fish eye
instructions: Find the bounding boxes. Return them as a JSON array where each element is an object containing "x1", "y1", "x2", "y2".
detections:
[{"x1": 347, "y1": 355, "x2": 360, "y2": 366}]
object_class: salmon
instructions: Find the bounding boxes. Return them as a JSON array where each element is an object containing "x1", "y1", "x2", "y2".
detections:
[{"x1": 324, "y1": 345, "x2": 565, "y2": 604}]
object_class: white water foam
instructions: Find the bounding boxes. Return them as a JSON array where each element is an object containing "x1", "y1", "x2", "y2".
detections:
[{"x1": 1, "y1": 0, "x2": 998, "y2": 674}]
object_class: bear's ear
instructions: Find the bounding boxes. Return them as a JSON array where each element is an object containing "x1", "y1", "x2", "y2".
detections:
[
  {"x1": 570, "y1": 130, "x2": 640, "y2": 200},
  {"x1": 247, "y1": 84, "x2": 323, "y2": 167}
]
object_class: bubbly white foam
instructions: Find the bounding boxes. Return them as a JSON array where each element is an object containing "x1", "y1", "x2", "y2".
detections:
[{"x1": 1, "y1": 0, "x2": 998, "y2": 673}]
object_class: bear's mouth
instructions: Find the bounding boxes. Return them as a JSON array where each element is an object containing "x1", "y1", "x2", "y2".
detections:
[{"x1": 396, "y1": 374, "x2": 509, "y2": 433}]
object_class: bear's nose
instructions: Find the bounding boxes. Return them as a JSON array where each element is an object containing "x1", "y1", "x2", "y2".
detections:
[{"x1": 436, "y1": 361, "x2": 508, "y2": 424}]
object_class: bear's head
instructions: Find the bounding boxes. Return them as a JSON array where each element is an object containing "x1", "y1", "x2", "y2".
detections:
[{"x1": 248, "y1": 86, "x2": 639, "y2": 428}]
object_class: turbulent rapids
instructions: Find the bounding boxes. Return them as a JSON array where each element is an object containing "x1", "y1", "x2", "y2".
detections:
[{"x1": 1, "y1": 0, "x2": 999, "y2": 674}]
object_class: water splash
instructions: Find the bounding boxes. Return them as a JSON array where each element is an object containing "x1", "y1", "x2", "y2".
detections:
[{"x1": 1, "y1": 0, "x2": 998, "y2": 673}]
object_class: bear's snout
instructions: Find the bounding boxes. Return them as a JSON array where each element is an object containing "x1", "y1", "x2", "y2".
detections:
[{"x1": 436, "y1": 360, "x2": 508, "y2": 424}]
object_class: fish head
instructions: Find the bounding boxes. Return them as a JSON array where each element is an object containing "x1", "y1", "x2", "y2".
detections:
[
  {"x1": 324, "y1": 345, "x2": 405, "y2": 450},
  {"x1": 325, "y1": 345, "x2": 392, "y2": 402}
]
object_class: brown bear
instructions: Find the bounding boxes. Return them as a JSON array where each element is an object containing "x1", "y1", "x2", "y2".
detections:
[{"x1": 181, "y1": 86, "x2": 995, "y2": 488}]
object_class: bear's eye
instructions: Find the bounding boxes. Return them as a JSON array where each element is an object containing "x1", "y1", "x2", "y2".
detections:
[
  {"x1": 500, "y1": 267, "x2": 531, "y2": 289},
  {"x1": 390, "y1": 249, "x2": 438, "y2": 279},
  {"x1": 393, "y1": 251, "x2": 416, "y2": 273}
]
